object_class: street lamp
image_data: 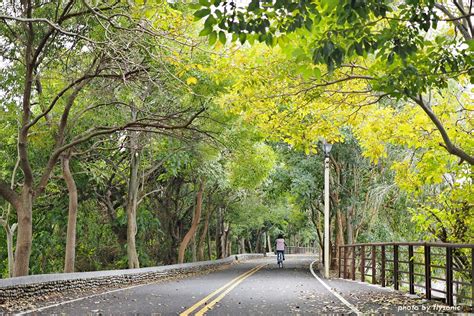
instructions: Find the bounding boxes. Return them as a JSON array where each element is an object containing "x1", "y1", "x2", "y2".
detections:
[{"x1": 322, "y1": 139, "x2": 332, "y2": 279}]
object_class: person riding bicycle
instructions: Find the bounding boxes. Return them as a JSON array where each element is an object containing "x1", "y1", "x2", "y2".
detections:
[{"x1": 275, "y1": 234, "x2": 285, "y2": 262}]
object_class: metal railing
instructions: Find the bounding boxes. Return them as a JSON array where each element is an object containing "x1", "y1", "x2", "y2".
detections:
[{"x1": 338, "y1": 242, "x2": 473, "y2": 307}]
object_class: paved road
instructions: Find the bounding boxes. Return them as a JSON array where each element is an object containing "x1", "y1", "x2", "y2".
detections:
[{"x1": 20, "y1": 255, "x2": 451, "y2": 315}]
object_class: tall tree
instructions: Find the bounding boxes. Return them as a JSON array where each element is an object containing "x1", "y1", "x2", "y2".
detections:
[{"x1": 0, "y1": 1, "x2": 205, "y2": 276}]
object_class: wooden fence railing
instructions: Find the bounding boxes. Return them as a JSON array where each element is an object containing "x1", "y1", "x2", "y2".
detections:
[{"x1": 338, "y1": 242, "x2": 473, "y2": 307}]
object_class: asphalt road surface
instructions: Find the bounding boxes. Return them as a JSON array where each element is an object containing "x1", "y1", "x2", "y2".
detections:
[{"x1": 20, "y1": 255, "x2": 452, "y2": 315}]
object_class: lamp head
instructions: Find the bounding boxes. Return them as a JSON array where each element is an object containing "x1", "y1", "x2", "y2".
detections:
[{"x1": 322, "y1": 140, "x2": 332, "y2": 156}]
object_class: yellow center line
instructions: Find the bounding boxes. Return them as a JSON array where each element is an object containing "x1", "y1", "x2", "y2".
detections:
[
  {"x1": 180, "y1": 264, "x2": 265, "y2": 316},
  {"x1": 194, "y1": 264, "x2": 267, "y2": 316}
]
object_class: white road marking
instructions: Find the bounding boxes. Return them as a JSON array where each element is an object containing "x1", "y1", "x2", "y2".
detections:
[
  {"x1": 16, "y1": 283, "x2": 147, "y2": 315},
  {"x1": 309, "y1": 260, "x2": 362, "y2": 316}
]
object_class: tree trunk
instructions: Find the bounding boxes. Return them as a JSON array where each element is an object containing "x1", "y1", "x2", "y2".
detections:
[
  {"x1": 126, "y1": 121, "x2": 140, "y2": 269},
  {"x1": 334, "y1": 208, "x2": 345, "y2": 269},
  {"x1": 169, "y1": 226, "x2": 180, "y2": 264},
  {"x1": 192, "y1": 236, "x2": 197, "y2": 262},
  {"x1": 178, "y1": 180, "x2": 204, "y2": 263},
  {"x1": 346, "y1": 206, "x2": 355, "y2": 278},
  {"x1": 0, "y1": 146, "x2": 20, "y2": 277},
  {"x1": 220, "y1": 222, "x2": 230, "y2": 258},
  {"x1": 247, "y1": 239, "x2": 253, "y2": 253},
  {"x1": 207, "y1": 220, "x2": 212, "y2": 260},
  {"x1": 216, "y1": 207, "x2": 223, "y2": 259},
  {"x1": 267, "y1": 234, "x2": 272, "y2": 253},
  {"x1": 62, "y1": 153, "x2": 78, "y2": 273},
  {"x1": 7, "y1": 224, "x2": 16, "y2": 277},
  {"x1": 14, "y1": 186, "x2": 33, "y2": 276},
  {"x1": 330, "y1": 214, "x2": 338, "y2": 269},
  {"x1": 310, "y1": 205, "x2": 324, "y2": 250},
  {"x1": 197, "y1": 203, "x2": 212, "y2": 261},
  {"x1": 262, "y1": 232, "x2": 267, "y2": 254},
  {"x1": 227, "y1": 240, "x2": 232, "y2": 257},
  {"x1": 0, "y1": 221, "x2": 17, "y2": 278},
  {"x1": 254, "y1": 230, "x2": 262, "y2": 253},
  {"x1": 347, "y1": 206, "x2": 354, "y2": 245},
  {"x1": 240, "y1": 238, "x2": 246, "y2": 254}
]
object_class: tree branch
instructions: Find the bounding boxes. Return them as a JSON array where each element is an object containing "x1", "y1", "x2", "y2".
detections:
[
  {"x1": 0, "y1": 14, "x2": 101, "y2": 44},
  {"x1": 434, "y1": 3, "x2": 472, "y2": 40},
  {"x1": 26, "y1": 67, "x2": 142, "y2": 130},
  {"x1": 34, "y1": 108, "x2": 206, "y2": 196},
  {"x1": 0, "y1": 182, "x2": 21, "y2": 211},
  {"x1": 412, "y1": 95, "x2": 474, "y2": 165}
]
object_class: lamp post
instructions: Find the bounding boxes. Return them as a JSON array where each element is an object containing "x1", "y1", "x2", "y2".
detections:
[{"x1": 322, "y1": 140, "x2": 332, "y2": 279}]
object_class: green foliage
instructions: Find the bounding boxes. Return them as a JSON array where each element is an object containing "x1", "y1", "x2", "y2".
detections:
[{"x1": 228, "y1": 143, "x2": 276, "y2": 189}]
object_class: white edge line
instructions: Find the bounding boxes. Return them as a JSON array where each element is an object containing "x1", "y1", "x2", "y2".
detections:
[
  {"x1": 309, "y1": 260, "x2": 362, "y2": 316},
  {"x1": 16, "y1": 283, "x2": 147, "y2": 315}
]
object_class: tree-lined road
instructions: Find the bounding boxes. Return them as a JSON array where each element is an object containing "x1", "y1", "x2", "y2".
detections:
[{"x1": 18, "y1": 256, "x2": 447, "y2": 315}]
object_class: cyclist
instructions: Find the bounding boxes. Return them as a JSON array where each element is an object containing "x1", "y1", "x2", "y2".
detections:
[{"x1": 275, "y1": 234, "x2": 285, "y2": 263}]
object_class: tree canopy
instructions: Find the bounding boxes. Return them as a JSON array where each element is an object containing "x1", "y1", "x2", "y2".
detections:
[{"x1": 0, "y1": 0, "x2": 471, "y2": 290}]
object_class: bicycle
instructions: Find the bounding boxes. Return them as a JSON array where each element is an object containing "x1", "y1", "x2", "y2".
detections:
[{"x1": 276, "y1": 251, "x2": 284, "y2": 268}]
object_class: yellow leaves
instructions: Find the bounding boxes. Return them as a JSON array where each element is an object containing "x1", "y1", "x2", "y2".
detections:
[
  {"x1": 212, "y1": 43, "x2": 362, "y2": 151},
  {"x1": 129, "y1": 0, "x2": 187, "y2": 33},
  {"x1": 391, "y1": 160, "x2": 423, "y2": 193},
  {"x1": 186, "y1": 77, "x2": 198, "y2": 85},
  {"x1": 446, "y1": 28, "x2": 456, "y2": 37}
]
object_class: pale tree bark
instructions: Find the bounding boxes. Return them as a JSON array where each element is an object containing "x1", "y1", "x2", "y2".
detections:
[
  {"x1": 178, "y1": 180, "x2": 204, "y2": 263},
  {"x1": 62, "y1": 151, "x2": 78, "y2": 273},
  {"x1": 0, "y1": 183, "x2": 21, "y2": 277},
  {"x1": 247, "y1": 239, "x2": 253, "y2": 253},
  {"x1": 227, "y1": 240, "x2": 232, "y2": 257},
  {"x1": 267, "y1": 234, "x2": 272, "y2": 253},
  {"x1": 239, "y1": 238, "x2": 246, "y2": 254},
  {"x1": 0, "y1": 219, "x2": 17, "y2": 277},
  {"x1": 262, "y1": 232, "x2": 267, "y2": 253},
  {"x1": 220, "y1": 222, "x2": 230, "y2": 258},
  {"x1": 126, "y1": 115, "x2": 141, "y2": 269},
  {"x1": 1, "y1": 144, "x2": 20, "y2": 277}
]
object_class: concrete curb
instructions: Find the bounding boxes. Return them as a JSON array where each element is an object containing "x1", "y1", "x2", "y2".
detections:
[{"x1": 0, "y1": 253, "x2": 264, "y2": 302}]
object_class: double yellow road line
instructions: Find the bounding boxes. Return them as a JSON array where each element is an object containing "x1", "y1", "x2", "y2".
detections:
[{"x1": 180, "y1": 263, "x2": 266, "y2": 316}]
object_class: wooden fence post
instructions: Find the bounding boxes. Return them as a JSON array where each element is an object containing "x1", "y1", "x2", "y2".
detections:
[
  {"x1": 471, "y1": 248, "x2": 473, "y2": 308},
  {"x1": 339, "y1": 246, "x2": 342, "y2": 278},
  {"x1": 394, "y1": 245, "x2": 399, "y2": 290},
  {"x1": 409, "y1": 245, "x2": 415, "y2": 294},
  {"x1": 344, "y1": 246, "x2": 348, "y2": 279},
  {"x1": 446, "y1": 247, "x2": 453, "y2": 306},
  {"x1": 424, "y1": 245, "x2": 431, "y2": 300},
  {"x1": 372, "y1": 245, "x2": 376, "y2": 284},
  {"x1": 381, "y1": 245, "x2": 386, "y2": 287},
  {"x1": 352, "y1": 246, "x2": 356, "y2": 280},
  {"x1": 360, "y1": 245, "x2": 365, "y2": 282}
]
